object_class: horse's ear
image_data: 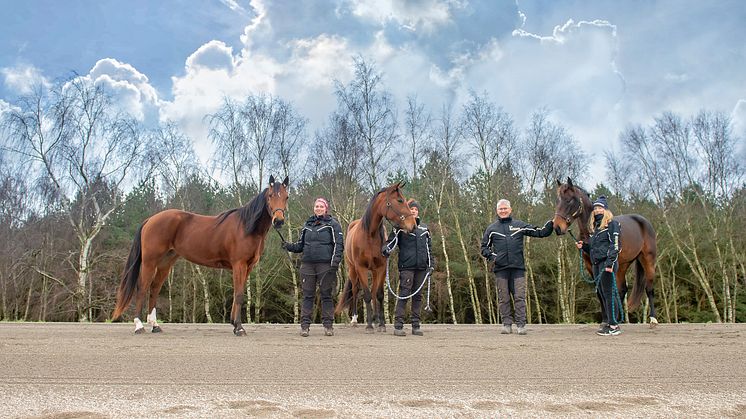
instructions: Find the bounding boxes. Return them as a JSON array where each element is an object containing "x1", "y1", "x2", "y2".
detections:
[
  {"x1": 556, "y1": 179, "x2": 562, "y2": 187},
  {"x1": 399, "y1": 180, "x2": 407, "y2": 189},
  {"x1": 269, "y1": 175, "x2": 276, "y2": 186},
  {"x1": 282, "y1": 176, "x2": 289, "y2": 187},
  {"x1": 567, "y1": 177, "x2": 574, "y2": 188}
]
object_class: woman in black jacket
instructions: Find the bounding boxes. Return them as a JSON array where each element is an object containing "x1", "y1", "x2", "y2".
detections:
[
  {"x1": 381, "y1": 199, "x2": 435, "y2": 337},
  {"x1": 480, "y1": 199, "x2": 553, "y2": 335},
  {"x1": 576, "y1": 195, "x2": 622, "y2": 336},
  {"x1": 283, "y1": 197, "x2": 344, "y2": 337}
]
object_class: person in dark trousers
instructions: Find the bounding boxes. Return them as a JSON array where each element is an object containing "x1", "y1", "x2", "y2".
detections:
[
  {"x1": 575, "y1": 195, "x2": 622, "y2": 336},
  {"x1": 382, "y1": 199, "x2": 435, "y2": 337},
  {"x1": 480, "y1": 199, "x2": 553, "y2": 335},
  {"x1": 282, "y1": 197, "x2": 344, "y2": 337}
]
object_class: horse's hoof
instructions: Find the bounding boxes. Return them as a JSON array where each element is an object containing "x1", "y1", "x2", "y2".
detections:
[
  {"x1": 350, "y1": 321, "x2": 358, "y2": 327},
  {"x1": 365, "y1": 326, "x2": 375, "y2": 334},
  {"x1": 134, "y1": 328, "x2": 145, "y2": 334},
  {"x1": 649, "y1": 317, "x2": 659, "y2": 328},
  {"x1": 377, "y1": 326, "x2": 386, "y2": 333},
  {"x1": 151, "y1": 326, "x2": 162, "y2": 333},
  {"x1": 234, "y1": 328, "x2": 246, "y2": 336}
]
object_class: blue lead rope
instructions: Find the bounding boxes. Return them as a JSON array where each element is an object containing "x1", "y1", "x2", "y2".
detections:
[{"x1": 570, "y1": 231, "x2": 625, "y2": 324}]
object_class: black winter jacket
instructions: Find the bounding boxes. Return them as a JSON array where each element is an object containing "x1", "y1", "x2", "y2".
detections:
[
  {"x1": 480, "y1": 217, "x2": 553, "y2": 272},
  {"x1": 581, "y1": 219, "x2": 621, "y2": 269},
  {"x1": 382, "y1": 218, "x2": 434, "y2": 271},
  {"x1": 285, "y1": 215, "x2": 344, "y2": 267}
]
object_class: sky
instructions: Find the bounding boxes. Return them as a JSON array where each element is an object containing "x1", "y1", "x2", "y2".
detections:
[{"x1": 2, "y1": 0, "x2": 745, "y2": 186}]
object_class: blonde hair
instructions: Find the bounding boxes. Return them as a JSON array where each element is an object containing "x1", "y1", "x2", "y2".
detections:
[{"x1": 589, "y1": 208, "x2": 615, "y2": 232}]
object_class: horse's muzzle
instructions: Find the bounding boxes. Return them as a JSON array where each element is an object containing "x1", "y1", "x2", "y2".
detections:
[
  {"x1": 554, "y1": 226, "x2": 564, "y2": 236},
  {"x1": 273, "y1": 219, "x2": 285, "y2": 229}
]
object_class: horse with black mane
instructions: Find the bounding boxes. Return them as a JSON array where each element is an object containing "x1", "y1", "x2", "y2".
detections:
[
  {"x1": 112, "y1": 176, "x2": 289, "y2": 336},
  {"x1": 335, "y1": 182, "x2": 417, "y2": 332},
  {"x1": 552, "y1": 178, "x2": 658, "y2": 325}
]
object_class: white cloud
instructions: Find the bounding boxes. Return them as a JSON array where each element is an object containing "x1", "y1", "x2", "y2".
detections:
[
  {"x1": 348, "y1": 0, "x2": 454, "y2": 33},
  {"x1": 186, "y1": 41, "x2": 236, "y2": 73},
  {"x1": 731, "y1": 99, "x2": 746, "y2": 139},
  {"x1": 239, "y1": 0, "x2": 269, "y2": 54},
  {"x1": 1, "y1": 64, "x2": 50, "y2": 94},
  {"x1": 84, "y1": 58, "x2": 161, "y2": 121}
]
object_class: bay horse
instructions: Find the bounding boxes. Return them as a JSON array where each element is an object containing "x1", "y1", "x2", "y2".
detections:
[
  {"x1": 552, "y1": 178, "x2": 658, "y2": 326},
  {"x1": 335, "y1": 182, "x2": 417, "y2": 332},
  {"x1": 112, "y1": 175, "x2": 289, "y2": 336}
]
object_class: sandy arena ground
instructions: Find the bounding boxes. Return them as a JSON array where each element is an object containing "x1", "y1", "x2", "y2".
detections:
[{"x1": 1, "y1": 322, "x2": 745, "y2": 418}]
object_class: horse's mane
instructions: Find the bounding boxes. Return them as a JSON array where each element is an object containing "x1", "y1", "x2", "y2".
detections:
[
  {"x1": 216, "y1": 186, "x2": 271, "y2": 235},
  {"x1": 361, "y1": 187, "x2": 387, "y2": 237}
]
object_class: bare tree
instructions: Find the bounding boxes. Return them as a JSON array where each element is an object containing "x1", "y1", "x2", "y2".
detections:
[
  {"x1": 422, "y1": 103, "x2": 461, "y2": 324},
  {"x1": 403, "y1": 95, "x2": 431, "y2": 181},
  {"x1": 2, "y1": 77, "x2": 148, "y2": 321},
  {"x1": 461, "y1": 90, "x2": 518, "y2": 198},
  {"x1": 334, "y1": 55, "x2": 398, "y2": 192},
  {"x1": 620, "y1": 110, "x2": 745, "y2": 322},
  {"x1": 269, "y1": 99, "x2": 307, "y2": 323},
  {"x1": 208, "y1": 97, "x2": 251, "y2": 205}
]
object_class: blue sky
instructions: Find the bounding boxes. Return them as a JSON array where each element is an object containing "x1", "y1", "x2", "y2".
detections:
[{"x1": 2, "y1": 0, "x2": 745, "y2": 181}]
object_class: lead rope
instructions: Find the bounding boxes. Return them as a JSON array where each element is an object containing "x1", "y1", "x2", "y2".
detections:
[
  {"x1": 567, "y1": 229, "x2": 596, "y2": 285},
  {"x1": 384, "y1": 257, "x2": 433, "y2": 310}
]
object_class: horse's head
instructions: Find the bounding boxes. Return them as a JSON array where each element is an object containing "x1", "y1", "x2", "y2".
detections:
[
  {"x1": 381, "y1": 182, "x2": 417, "y2": 232},
  {"x1": 266, "y1": 175, "x2": 289, "y2": 229},
  {"x1": 552, "y1": 177, "x2": 585, "y2": 235}
]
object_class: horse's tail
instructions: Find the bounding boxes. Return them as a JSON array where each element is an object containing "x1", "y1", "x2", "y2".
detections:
[
  {"x1": 335, "y1": 278, "x2": 353, "y2": 315},
  {"x1": 112, "y1": 222, "x2": 145, "y2": 320},
  {"x1": 627, "y1": 214, "x2": 656, "y2": 310}
]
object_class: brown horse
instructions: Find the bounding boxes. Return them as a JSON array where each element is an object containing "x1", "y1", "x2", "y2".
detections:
[
  {"x1": 335, "y1": 183, "x2": 417, "y2": 332},
  {"x1": 112, "y1": 176, "x2": 289, "y2": 336},
  {"x1": 552, "y1": 178, "x2": 658, "y2": 326}
]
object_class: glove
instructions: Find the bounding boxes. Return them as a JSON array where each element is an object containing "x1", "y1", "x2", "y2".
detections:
[{"x1": 381, "y1": 247, "x2": 391, "y2": 258}]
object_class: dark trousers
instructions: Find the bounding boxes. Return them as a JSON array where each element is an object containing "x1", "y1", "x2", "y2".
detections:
[
  {"x1": 300, "y1": 262, "x2": 336, "y2": 328},
  {"x1": 494, "y1": 269, "x2": 526, "y2": 327},
  {"x1": 593, "y1": 263, "x2": 620, "y2": 326},
  {"x1": 394, "y1": 269, "x2": 426, "y2": 329}
]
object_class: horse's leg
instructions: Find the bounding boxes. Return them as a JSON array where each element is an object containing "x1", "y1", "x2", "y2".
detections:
[
  {"x1": 616, "y1": 262, "x2": 631, "y2": 323},
  {"x1": 642, "y1": 253, "x2": 658, "y2": 327},
  {"x1": 133, "y1": 261, "x2": 157, "y2": 334},
  {"x1": 348, "y1": 269, "x2": 359, "y2": 327},
  {"x1": 359, "y1": 269, "x2": 374, "y2": 333},
  {"x1": 230, "y1": 262, "x2": 249, "y2": 336},
  {"x1": 147, "y1": 254, "x2": 178, "y2": 333},
  {"x1": 373, "y1": 268, "x2": 386, "y2": 332}
]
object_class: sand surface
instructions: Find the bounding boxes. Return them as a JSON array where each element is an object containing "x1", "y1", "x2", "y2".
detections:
[{"x1": 1, "y1": 322, "x2": 745, "y2": 418}]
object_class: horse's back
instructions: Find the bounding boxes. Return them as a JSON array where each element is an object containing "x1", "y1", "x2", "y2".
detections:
[{"x1": 614, "y1": 214, "x2": 656, "y2": 258}]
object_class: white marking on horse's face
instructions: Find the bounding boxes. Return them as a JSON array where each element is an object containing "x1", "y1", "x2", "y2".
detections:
[
  {"x1": 134, "y1": 318, "x2": 144, "y2": 331},
  {"x1": 147, "y1": 308, "x2": 158, "y2": 326}
]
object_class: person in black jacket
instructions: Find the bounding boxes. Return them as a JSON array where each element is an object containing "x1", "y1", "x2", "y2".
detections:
[
  {"x1": 480, "y1": 199, "x2": 553, "y2": 335},
  {"x1": 282, "y1": 197, "x2": 344, "y2": 337},
  {"x1": 575, "y1": 195, "x2": 622, "y2": 336},
  {"x1": 382, "y1": 199, "x2": 434, "y2": 336}
]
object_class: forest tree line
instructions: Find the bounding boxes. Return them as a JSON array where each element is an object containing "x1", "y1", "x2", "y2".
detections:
[{"x1": 1, "y1": 57, "x2": 744, "y2": 325}]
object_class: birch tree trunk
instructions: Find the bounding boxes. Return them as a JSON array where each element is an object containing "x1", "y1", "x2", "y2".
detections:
[{"x1": 450, "y1": 199, "x2": 481, "y2": 323}]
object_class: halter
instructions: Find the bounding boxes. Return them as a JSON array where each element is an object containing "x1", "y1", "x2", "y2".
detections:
[
  {"x1": 554, "y1": 199, "x2": 583, "y2": 225},
  {"x1": 377, "y1": 197, "x2": 410, "y2": 231},
  {"x1": 271, "y1": 207, "x2": 286, "y2": 219}
]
